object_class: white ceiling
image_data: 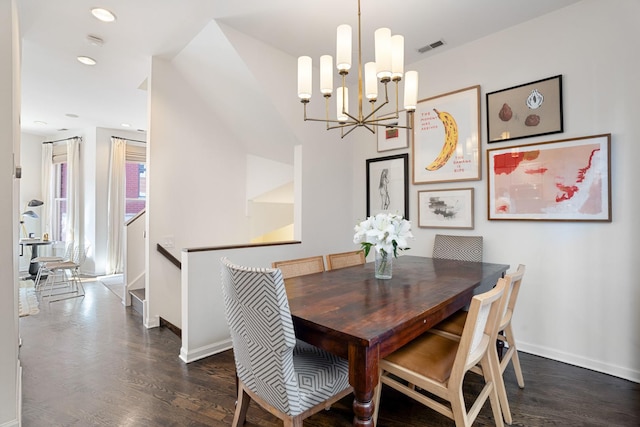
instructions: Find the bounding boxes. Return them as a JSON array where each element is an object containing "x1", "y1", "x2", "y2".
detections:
[{"x1": 17, "y1": 0, "x2": 581, "y2": 137}]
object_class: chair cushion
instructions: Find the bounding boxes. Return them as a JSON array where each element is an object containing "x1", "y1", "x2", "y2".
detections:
[
  {"x1": 433, "y1": 310, "x2": 467, "y2": 336},
  {"x1": 383, "y1": 333, "x2": 459, "y2": 384},
  {"x1": 293, "y1": 340, "x2": 351, "y2": 410}
]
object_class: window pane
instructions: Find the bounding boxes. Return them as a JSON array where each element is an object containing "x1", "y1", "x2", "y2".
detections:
[{"x1": 125, "y1": 162, "x2": 146, "y2": 220}]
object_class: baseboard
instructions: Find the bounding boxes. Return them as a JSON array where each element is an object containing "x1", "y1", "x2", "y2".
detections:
[
  {"x1": 518, "y1": 342, "x2": 640, "y2": 383},
  {"x1": 179, "y1": 338, "x2": 233, "y2": 364},
  {"x1": 159, "y1": 317, "x2": 181, "y2": 338},
  {"x1": 144, "y1": 311, "x2": 160, "y2": 329}
]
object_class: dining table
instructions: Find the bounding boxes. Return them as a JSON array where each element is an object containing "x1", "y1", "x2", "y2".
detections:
[{"x1": 284, "y1": 255, "x2": 509, "y2": 427}]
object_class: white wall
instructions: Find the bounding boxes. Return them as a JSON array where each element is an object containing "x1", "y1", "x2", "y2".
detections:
[
  {"x1": 0, "y1": 0, "x2": 21, "y2": 424},
  {"x1": 147, "y1": 20, "x2": 356, "y2": 330},
  {"x1": 351, "y1": 0, "x2": 640, "y2": 381}
]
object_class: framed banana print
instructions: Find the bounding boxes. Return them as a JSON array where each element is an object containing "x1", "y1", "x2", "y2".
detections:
[
  {"x1": 487, "y1": 75, "x2": 563, "y2": 143},
  {"x1": 377, "y1": 110, "x2": 411, "y2": 152},
  {"x1": 366, "y1": 153, "x2": 409, "y2": 219},
  {"x1": 412, "y1": 85, "x2": 481, "y2": 184},
  {"x1": 487, "y1": 134, "x2": 611, "y2": 221},
  {"x1": 418, "y1": 188, "x2": 474, "y2": 229}
]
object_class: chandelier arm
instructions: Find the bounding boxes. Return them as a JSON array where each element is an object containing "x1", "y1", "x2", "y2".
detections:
[{"x1": 357, "y1": 0, "x2": 363, "y2": 121}]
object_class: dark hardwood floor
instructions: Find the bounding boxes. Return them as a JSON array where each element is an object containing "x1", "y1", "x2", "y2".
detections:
[{"x1": 19, "y1": 280, "x2": 639, "y2": 426}]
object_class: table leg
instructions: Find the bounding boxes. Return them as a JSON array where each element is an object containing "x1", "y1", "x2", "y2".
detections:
[
  {"x1": 349, "y1": 343, "x2": 379, "y2": 427},
  {"x1": 28, "y1": 244, "x2": 40, "y2": 276}
]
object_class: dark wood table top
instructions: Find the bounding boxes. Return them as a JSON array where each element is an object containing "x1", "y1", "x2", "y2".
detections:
[
  {"x1": 284, "y1": 255, "x2": 509, "y2": 426},
  {"x1": 286, "y1": 255, "x2": 509, "y2": 356}
]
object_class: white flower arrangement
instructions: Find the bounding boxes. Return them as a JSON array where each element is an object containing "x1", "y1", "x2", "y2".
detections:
[{"x1": 353, "y1": 213, "x2": 413, "y2": 258}]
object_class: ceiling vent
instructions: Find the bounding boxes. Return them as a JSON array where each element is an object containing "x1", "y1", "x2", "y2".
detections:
[
  {"x1": 87, "y1": 35, "x2": 104, "y2": 47},
  {"x1": 418, "y1": 39, "x2": 445, "y2": 54}
]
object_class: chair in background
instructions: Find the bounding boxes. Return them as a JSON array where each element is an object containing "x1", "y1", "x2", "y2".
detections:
[
  {"x1": 220, "y1": 257, "x2": 352, "y2": 427},
  {"x1": 271, "y1": 255, "x2": 325, "y2": 279},
  {"x1": 40, "y1": 243, "x2": 88, "y2": 302},
  {"x1": 430, "y1": 264, "x2": 526, "y2": 424},
  {"x1": 373, "y1": 276, "x2": 509, "y2": 427},
  {"x1": 432, "y1": 234, "x2": 483, "y2": 262},
  {"x1": 33, "y1": 241, "x2": 74, "y2": 289},
  {"x1": 325, "y1": 250, "x2": 365, "y2": 271}
]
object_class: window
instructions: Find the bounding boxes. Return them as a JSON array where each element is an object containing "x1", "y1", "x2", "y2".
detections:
[
  {"x1": 125, "y1": 162, "x2": 146, "y2": 221},
  {"x1": 52, "y1": 162, "x2": 67, "y2": 242}
]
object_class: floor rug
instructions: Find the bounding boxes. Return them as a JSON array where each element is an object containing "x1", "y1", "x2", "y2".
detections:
[
  {"x1": 19, "y1": 280, "x2": 39, "y2": 317},
  {"x1": 99, "y1": 274, "x2": 124, "y2": 301}
]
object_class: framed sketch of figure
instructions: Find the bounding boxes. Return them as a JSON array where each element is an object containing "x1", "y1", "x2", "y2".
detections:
[{"x1": 366, "y1": 154, "x2": 409, "y2": 219}]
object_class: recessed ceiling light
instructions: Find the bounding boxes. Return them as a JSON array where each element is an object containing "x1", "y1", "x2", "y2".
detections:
[
  {"x1": 91, "y1": 7, "x2": 116, "y2": 22},
  {"x1": 65, "y1": 113, "x2": 79, "y2": 118},
  {"x1": 34, "y1": 121, "x2": 47, "y2": 125},
  {"x1": 121, "y1": 123, "x2": 131, "y2": 128},
  {"x1": 77, "y1": 56, "x2": 97, "y2": 66}
]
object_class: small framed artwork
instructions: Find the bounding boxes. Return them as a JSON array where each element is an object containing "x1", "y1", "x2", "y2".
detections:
[
  {"x1": 366, "y1": 153, "x2": 409, "y2": 219},
  {"x1": 413, "y1": 86, "x2": 481, "y2": 184},
  {"x1": 418, "y1": 188, "x2": 474, "y2": 229},
  {"x1": 487, "y1": 75, "x2": 563, "y2": 143},
  {"x1": 377, "y1": 110, "x2": 411, "y2": 152},
  {"x1": 487, "y1": 134, "x2": 611, "y2": 221}
]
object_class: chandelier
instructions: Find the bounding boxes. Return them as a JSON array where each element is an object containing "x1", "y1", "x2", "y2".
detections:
[{"x1": 297, "y1": 0, "x2": 418, "y2": 138}]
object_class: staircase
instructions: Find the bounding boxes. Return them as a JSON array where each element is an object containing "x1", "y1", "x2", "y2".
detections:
[{"x1": 129, "y1": 288, "x2": 145, "y2": 316}]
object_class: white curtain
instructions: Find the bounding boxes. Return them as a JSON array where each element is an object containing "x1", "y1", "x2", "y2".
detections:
[
  {"x1": 106, "y1": 137, "x2": 126, "y2": 274},
  {"x1": 65, "y1": 137, "x2": 81, "y2": 244},
  {"x1": 41, "y1": 143, "x2": 53, "y2": 238}
]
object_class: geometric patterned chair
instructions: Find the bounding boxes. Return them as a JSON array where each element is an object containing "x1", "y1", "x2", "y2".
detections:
[
  {"x1": 373, "y1": 276, "x2": 510, "y2": 427},
  {"x1": 220, "y1": 257, "x2": 352, "y2": 427},
  {"x1": 429, "y1": 264, "x2": 526, "y2": 424},
  {"x1": 271, "y1": 256, "x2": 325, "y2": 279},
  {"x1": 325, "y1": 250, "x2": 365, "y2": 271},
  {"x1": 432, "y1": 234, "x2": 483, "y2": 262}
]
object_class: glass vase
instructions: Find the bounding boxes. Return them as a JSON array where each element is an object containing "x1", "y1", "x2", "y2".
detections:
[{"x1": 375, "y1": 250, "x2": 393, "y2": 279}]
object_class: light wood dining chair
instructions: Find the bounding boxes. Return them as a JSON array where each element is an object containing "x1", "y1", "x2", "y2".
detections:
[
  {"x1": 373, "y1": 276, "x2": 510, "y2": 427},
  {"x1": 220, "y1": 258, "x2": 352, "y2": 427},
  {"x1": 271, "y1": 255, "x2": 325, "y2": 279},
  {"x1": 432, "y1": 234, "x2": 483, "y2": 262},
  {"x1": 325, "y1": 250, "x2": 365, "y2": 271},
  {"x1": 430, "y1": 264, "x2": 526, "y2": 424}
]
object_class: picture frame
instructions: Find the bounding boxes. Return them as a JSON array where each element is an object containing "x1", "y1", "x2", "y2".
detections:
[
  {"x1": 418, "y1": 188, "x2": 474, "y2": 229},
  {"x1": 377, "y1": 110, "x2": 411, "y2": 152},
  {"x1": 486, "y1": 75, "x2": 563, "y2": 143},
  {"x1": 366, "y1": 153, "x2": 409, "y2": 219},
  {"x1": 487, "y1": 134, "x2": 611, "y2": 222},
  {"x1": 412, "y1": 85, "x2": 481, "y2": 184}
]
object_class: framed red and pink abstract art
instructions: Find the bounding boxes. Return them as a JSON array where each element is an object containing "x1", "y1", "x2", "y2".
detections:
[{"x1": 486, "y1": 134, "x2": 611, "y2": 221}]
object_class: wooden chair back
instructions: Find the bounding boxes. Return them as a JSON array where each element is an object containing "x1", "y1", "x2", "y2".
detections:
[
  {"x1": 326, "y1": 250, "x2": 365, "y2": 270},
  {"x1": 271, "y1": 255, "x2": 325, "y2": 279}
]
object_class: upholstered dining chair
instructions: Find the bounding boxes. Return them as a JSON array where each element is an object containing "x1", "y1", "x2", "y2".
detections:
[
  {"x1": 325, "y1": 250, "x2": 365, "y2": 271},
  {"x1": 220, "y1": 257, "x2": 352, "y2": 427},
  {"x1": 271, "y1": 255, "x2": 325, "y2": 279},
  {"x1": 373, "y1": 276, "x2": 510, "y2": 427},
  {"x1": 430, "y1": 264, "x2": 526, "y2": 424},
  {"x1": 432, "y1": 234, "x2": 483, "y2": 262}
]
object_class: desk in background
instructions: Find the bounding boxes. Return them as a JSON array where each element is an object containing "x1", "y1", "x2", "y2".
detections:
[{"x1": 20, "y1": 238, "x2": 53, "y2": 279}]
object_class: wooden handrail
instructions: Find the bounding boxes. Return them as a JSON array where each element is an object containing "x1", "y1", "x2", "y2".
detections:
[
  {"x1": 157, "y1": 243, "x2": 181, "y2": 269},
  {"x1": 184, "y1": 240, "x2": 301, "y2": 253},
  {"x1": 125, "y1": 209, "x2": 145, "y2": 226}
]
